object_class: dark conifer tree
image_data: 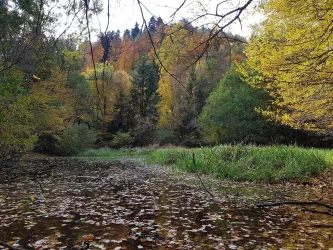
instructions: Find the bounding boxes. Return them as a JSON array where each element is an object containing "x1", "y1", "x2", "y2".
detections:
[
  {"x1": 131, "y1": 22, "x2": 140, "y2": 40},
  {"x1": 123, "y1": 29, "x2": 131, "y2": 39},
  {"x1": 131, "y1": 56, "x2": 160, "y2": 119},
  {"x1": 148, "y1": 17, "x2": 157, "y2": 33}
]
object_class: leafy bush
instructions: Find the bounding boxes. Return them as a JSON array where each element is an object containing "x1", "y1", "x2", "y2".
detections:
[
  {"x1": 57, "y1": 124, "x2": 96, "y2": 155},
  {"x1": 132, "y1": 118, "x2": 155, "y2": 146},
  {"x1": 155, "y1": 129, "x2": 176, "y2": 145},
  {"x1": 110, "y1": 132, "x2": 133, "y2": 148},
  {"x1": 199, "y1": 66, "x2": 271, "y2": 144}
]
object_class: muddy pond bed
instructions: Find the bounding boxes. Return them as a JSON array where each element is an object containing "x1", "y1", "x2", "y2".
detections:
[{"x1": 0, "y1": 157, "x2": 332, "y2": 249}]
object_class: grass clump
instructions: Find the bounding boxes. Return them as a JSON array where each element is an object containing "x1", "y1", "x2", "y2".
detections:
[
  {"x1": 145, "y1": 145, "x2": 333, "y2": 182},
  {"x1": 76, "y1": 145, "x2": 333, "y2": 182}
]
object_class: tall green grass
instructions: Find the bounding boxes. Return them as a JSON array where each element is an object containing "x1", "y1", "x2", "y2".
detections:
[
  {"x1": 145, "y1": 145, "x2": 333, "y2": 182},
  {"x1": 77, "y1": 145, "x2": 333, "y2": 182}
]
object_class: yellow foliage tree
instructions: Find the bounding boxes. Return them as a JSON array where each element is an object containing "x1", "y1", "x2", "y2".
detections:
[
  {"x1": 157, "y1": 23, "x2": 203, "y2": 128},
  {"x1": 244, "y1": 0, "x2": 333, "y2": 134},
  {"x1": 83, "y1": 63, "x2": 132, "y2": 127},
  {"x1": 30, "y1": 68, "x2": 74, "y2": 134}
]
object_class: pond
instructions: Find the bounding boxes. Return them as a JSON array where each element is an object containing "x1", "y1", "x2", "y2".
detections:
[{"x1": 0, "y1": 157, "x2": 332, "y2": 249}]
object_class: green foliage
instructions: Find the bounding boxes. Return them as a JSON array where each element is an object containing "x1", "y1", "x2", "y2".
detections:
[
  {"x1": 145, "y1": 145, "x2": 332, "y2": 182},
  {"x1": 61, "y1": 49, "x2": 85, "y2": 73},
  {"x1": 131, "y1": 22, "x2": 140, "y2": 40},
  {"x1": 175, "y1": 66, "x2": 203, "y2": 147},
  {"x1": 110, "y1": 132, "x2": 133, "y2": 148},
  {"x1": 0, "y1": 96, "x2": 37, "y2": 159},
  {"x1": 131, "y1": 56, "x2": 160, "y2": 120},
  {"x1": 0, "y1": 70, "x2": 37, "y2": 160},
  {"x1": 132, "y1": 117, "x2": 156, "y2": 146},
  {"x1": 77, "y1": 144, "x2": 333, "y2": 182},
  {"x1": 155, "y1": 129, "x2": 176, "y2": 145},
  {"x1": 57, "y1": 124, "x2": 96, "y2": 155},
  {"x1": 199, "y1": 66, "x2": 271, "y2": 144}
]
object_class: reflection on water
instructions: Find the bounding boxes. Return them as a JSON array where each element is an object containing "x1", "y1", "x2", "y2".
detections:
[{"x1": 0, "y1": 157, "x2": 332, "y2": 249}]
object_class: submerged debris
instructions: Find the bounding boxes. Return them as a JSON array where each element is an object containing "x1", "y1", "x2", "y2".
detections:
[{"x1": 0, "y1": 157, "x2": 332, "y2": 249}]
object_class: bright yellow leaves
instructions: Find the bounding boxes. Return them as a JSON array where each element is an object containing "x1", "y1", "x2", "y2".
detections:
[
  {"x1": 244, "y1": 0, "x2": 333, "y2": 134},
  {"x1": 157, "y1": 23, "x2": 204, "y2": 128},
  {"x1": 83, "y1": 63, "x2": 132, "y2": 124}
]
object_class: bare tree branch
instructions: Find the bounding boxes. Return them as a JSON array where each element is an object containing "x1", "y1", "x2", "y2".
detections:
[
  {"x1": 0, "y1": 0, "x2": 44, "y2": 73},
  {"x1": 137, "y1": 0, "x2": 186, "y2": 88},
  {"x1": 192, "y1": 153, "x2": 215, "y2": 198},
  {"x1": 101, "y1": 0, "x2": 111, "y2": 85},
  {"x1": 170, "y1": 0, "x2": 187, "y2": 19},
  {"x1": 83, "y1": 0, "x2": 99, "y2": 94},
  {"x1": 135, "y1": 0, "x2": 252, "y2": 84}
]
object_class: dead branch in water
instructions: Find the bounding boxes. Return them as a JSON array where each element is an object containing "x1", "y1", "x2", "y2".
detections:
[
  {"x1": 192, "y1": 153, "x2": 215, "y2": 198},
  {"x1": 256, "y1": 200, "x2": 333, "y2": 210}
]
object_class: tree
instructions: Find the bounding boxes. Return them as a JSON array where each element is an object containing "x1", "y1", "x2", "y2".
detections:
[
  {"x1": 199, "y1": 66, "x2": 271, "y2": 144},
  {"x1": 0, "y1": 68, "x2": 37, "y2": 159},
  {"x1": 131, "y1": 56, "x2": 160, "y2": 120},
  {"x1": 30, "y1": 68, "x2": 73, "y2": 132},
  {"x1": 123, "y1": 29, "x2": 131, "y2": 40},
  {"x1": 157, "y1": 22, "x2": 203, "y2": 128},
  {"x1": 176, "y1": 66, "x2": 203, "y2": 146},
  {"x1": 130, "y1": 56, "x2": 160, "y2": 145},
  {"x1": 148, "y1": 16, "x2": 157, "y2": 33},
  {"x1": 83, "y1": 63, "x2": 133, "y2": 135},
  {"x1": 245, "y1": 0, "x2": 333, "y2": 136},
  {"x1": 83, "y1": 62, "x2": 115, "y2": 127},
  {"x1": 136, "y1": 0, "x2": 254, "y2": 75},
  {"x1": 131, "y1": 22, "x2": 140, "y2": 40}
]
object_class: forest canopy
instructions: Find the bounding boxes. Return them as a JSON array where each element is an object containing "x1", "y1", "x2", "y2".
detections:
[{"x1": 1, "y1": 0, "x2": 332, "y2": 159}]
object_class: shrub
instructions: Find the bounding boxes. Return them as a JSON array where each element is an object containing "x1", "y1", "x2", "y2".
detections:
[
  {"x1": 57, "y1": 124, "x2": 96, "y2": 155},
  {"x1": 199, "y1": 66, "x2": 271, "y2": 145},
  {"x1": 34, "y1": 133, "x2": 60, "y2": 154},
  {"x1": 155, "y1": 128, "x2": 176, "y2": 145},
  {"x1": 110, "y1": 132, "x2": 133, "y2": 148},
  {"x1": 132, "y1": 118, "x2": 155, "y2": 146}
]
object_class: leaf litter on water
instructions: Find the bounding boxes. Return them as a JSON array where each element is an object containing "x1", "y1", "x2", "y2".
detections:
[{"x1": 0, "y1": 157, "x2": 332, "y2": 249}]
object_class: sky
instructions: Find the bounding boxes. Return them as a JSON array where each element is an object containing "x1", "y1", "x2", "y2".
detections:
[{"x1": 90, "y1": 0, "x2": 264, "y2": 39}]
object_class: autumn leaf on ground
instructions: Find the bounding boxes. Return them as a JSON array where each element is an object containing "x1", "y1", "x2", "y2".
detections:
[{"x1": 83, "y1": 234, "x2": 95, "y2": 242}]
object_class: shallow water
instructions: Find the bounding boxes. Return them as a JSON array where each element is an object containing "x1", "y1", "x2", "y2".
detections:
[{"x1": 0, "y1": 158, "x2": 332, "y2": 249}]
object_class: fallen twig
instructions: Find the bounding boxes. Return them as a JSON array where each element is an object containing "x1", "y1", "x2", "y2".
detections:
[
  {"x1": 192, "y1": 153, "x2": 215, "y2": 198},
  {"x1": 0, "y1": 241, "x2": 26, "y2": 250},
  {"x1": 256, "y1": 201, "x2": 333, "y2": 210},
  {"x1": 301, "y1": 207, "x2": 333, "y2": 216}
]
